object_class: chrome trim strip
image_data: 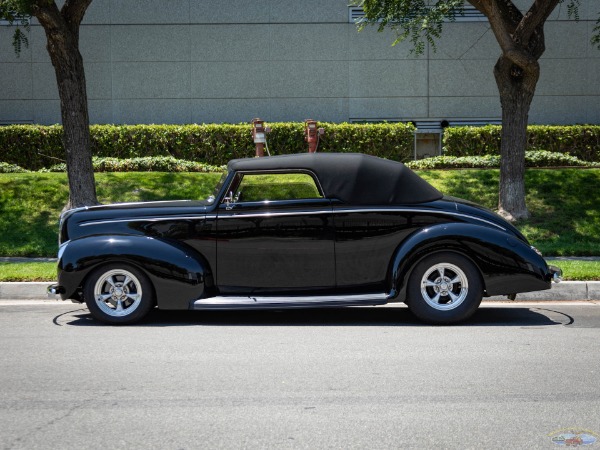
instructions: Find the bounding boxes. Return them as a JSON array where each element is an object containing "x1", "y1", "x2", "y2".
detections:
[
  {"x1": 216, "y1": 207, "x2": 506, "y2": 231},
  {"x1": 79, "y1": 207, "x2": 505, "y2": 231},
  {"x1": 80, "y1": 216, "x2": 205, "y2": 227},
  {"x1": 334, "y1": 208, "x2": 506, "y2": 231},
  {"x1": 193, "y1": 293, "x2": 388, "y2": 309},
  {"x1": 215, "y1": 209, "x2": 332, "y2": 220}
]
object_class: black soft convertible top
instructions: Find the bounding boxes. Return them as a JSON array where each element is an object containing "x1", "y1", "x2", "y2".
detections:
[{"x1": 227, "y1": 153, "x2": 442, "y2": 205}]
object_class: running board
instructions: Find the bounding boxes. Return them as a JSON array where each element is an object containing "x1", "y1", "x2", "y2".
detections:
[{"x1": 192, "y1": 293, "x2": 389, "y2": 310}]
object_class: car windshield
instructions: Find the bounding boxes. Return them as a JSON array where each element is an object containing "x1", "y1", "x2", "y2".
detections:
[{"x1": 207, "y1": 172, "x2": 228, "y2": 204}]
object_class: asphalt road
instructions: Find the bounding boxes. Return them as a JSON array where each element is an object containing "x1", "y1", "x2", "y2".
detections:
[{"x1": 1, "y1": 301, "x2": 600, "y2": 450}]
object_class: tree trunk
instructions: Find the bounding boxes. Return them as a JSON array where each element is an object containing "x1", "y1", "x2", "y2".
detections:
[
  {"x1": 48, "y1": 37, "x2": 97, "y2": 209},
  {"x1": 36, "y1": 2, "x2": 97, "y2": 210},
  {"x1": 493, "y1": 55, "x2": 538, "y2": 222}
]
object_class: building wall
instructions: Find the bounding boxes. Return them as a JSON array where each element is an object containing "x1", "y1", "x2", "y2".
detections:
[{"x1": 1, "y1": 0, "x2": 598, "y2": 126}]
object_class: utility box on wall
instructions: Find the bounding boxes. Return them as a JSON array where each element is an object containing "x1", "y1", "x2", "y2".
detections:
[{"x1": 413, "y1": 122, "x2": 443, "y2": 160}]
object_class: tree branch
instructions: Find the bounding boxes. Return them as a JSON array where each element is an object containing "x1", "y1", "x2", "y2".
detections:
[
  {"x1": 29, "y1": 1, "x2": 64, "y2": 32},
  {"x1": 484, "y1": 1, "x2": 538, "y2": 71},
  {"x1": 514, "y1": 0, "x2": 560, "y2": 44},
  {"x1": 485, "y1": 2, "x2": 519, "y2": 54},
  {"x1": 62, "y1": 0, "x2": 93, "y2": 27}
]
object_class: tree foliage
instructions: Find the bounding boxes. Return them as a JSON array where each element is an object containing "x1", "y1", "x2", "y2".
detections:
[
  {"x1": 355, "y1": 0, "x2": 599, "y2": 221},
  {"x1": 356, "y1": 0, "x2": 597, "y2": 54},
  {"x1": 0, "y1": 0, "x2": 33, "y2": 54}
]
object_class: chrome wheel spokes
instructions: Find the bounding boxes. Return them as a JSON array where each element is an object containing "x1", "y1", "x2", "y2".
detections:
[
  {"x1": 93, "y1": 269, "x2": 143, "y2": 317},
  {"x1": 420, "y1": 263, "x2": 469, "y2": 311}
]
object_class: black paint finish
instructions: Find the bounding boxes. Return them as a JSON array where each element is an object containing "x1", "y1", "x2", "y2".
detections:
[{"x1": 54, "y1": 154, "x2": 557, "y2": 312}]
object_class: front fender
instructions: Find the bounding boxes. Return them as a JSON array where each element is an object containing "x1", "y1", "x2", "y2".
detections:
[
  {"x1": 388, "y1": 223, "x2": 551, "y2": 300},
  {"x1": 58, "y1": 235, "x2": 212, "y2": 309}
]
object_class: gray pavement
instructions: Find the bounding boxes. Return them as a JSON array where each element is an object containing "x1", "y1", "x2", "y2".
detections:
[{"x1": 1, "y1": 301, "x2": 600, "y2": 449}]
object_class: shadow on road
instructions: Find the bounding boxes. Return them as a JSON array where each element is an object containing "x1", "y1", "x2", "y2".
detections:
[{"x1": 56, "y1": 305, "x2": 566, "y2": 327}]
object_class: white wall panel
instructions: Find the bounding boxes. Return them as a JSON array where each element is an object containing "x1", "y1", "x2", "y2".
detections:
[
  {"x1": 429, "y1": 60, "x2": 497, "y2": 97},
  {"x1": 111, "y1": 0, "x2": 190, "y2": 25},
  {"x1": 350, "y1": 60, "x2": 428, "y2": 98},
  {"x1": 113, "y1": 99, "x2": 191, "y2": 124},
  {"x1": 1, "y1": 63, "x2": 32, "y2": 99},
  {"x1": 0, "y1": 1, "x2": 599, "y2": 126},
  {"x1": 349, "y1": 97, "x2": 428, "y2": 120},
  {"x1": 112, "y1": 25, "x2": 190, "y2": 62},
  {"x1": 270, "y1": 60, "x2": 349, "y2": 98},
  {"x1": 0, "y1": 100, "x2": 33, "y2": 122},
  {"x1": 270, "y1": 24, "x2": 348, "y2": 61},
  {"x1": 190, "y1": 25, "x2": 269, "y2": 62},
  {"x1": 429, "y1": 96, "x2": 500, "y2": 119},
  {"x1": 191, "y1": 61, "x2": 269, "y2": 98},
  {"x1": 112, "y1": 62, "x2": 190, "y2": 99}
]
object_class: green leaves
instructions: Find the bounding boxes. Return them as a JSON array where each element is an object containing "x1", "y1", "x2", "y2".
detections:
[
  {"x1": 356, "y1": 0, "x2": 464, "y2": 54},
  {"x1": 406, "y1": 151, "x2": 599, "y2": 170},
  {"x1": 0, "y1": 0, "x2": 32, "y2": 55}
]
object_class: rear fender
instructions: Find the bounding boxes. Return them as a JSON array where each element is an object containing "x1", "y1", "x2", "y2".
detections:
[
  {"x1": 58, "y1": 235, "x2": 212, "y2": 309},
  {"x1": 387, "y1": 223, "x2": 550, "y2": 300}
]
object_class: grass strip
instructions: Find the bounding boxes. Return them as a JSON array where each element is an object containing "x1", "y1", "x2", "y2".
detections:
[{"x1": 0, "y1": 169, "x2": 599, "y2": 257}]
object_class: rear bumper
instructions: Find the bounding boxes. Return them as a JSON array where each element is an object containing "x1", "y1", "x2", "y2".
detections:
[{"x1": 47, "y1": 284, "x2": 64, "y2": 297}]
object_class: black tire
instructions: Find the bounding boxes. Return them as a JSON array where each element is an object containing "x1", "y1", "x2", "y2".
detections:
[
  {"x1": 407, "y1": 252, "x2": 483, "y2": 324},
  {"x1": 84, "y1": 263, "x2": 155, "y2": 325}
]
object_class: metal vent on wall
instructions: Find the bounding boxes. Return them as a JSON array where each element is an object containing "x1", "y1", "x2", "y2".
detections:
[{"x1": 349, "y1": 5, "x2": 487, "y2": 23}]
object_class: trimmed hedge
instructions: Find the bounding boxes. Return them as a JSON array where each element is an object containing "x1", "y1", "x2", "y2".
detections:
[
  {"x1": 406, "y1": 151, "x2": 600, "y2": 170},
  {"x1": 0, "y1": 162, "x2": 29, "y2": 173},
  {"x1": 444, "y1": 125, "x2": 600, "y2": 162},
  {"x1": 0, "y1": 123, "x2": 415, "y2": 170},
  {"x1": 4, "y1": 123, "x2": 598, "y2": 171},
  {"x1": 41, "y1": 156, "x2": 226, "y2": 173}
]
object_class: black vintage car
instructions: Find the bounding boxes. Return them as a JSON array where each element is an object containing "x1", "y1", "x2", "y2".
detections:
[{"x1": 49, "y1": 153, "x2": 561, "y2": 324}]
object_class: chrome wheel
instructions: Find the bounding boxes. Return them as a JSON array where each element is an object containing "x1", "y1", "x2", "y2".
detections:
[
  {"x1": 420, "y1": 263, "x2": 469, "y2": 311},
  {"x1": 408, "y1": 253, "x2": 482, "y2": 324},
  {"x1": 93, "y1": 269, "x2": 143, "y2": 317}
]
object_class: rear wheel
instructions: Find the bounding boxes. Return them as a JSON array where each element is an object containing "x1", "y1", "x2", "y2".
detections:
[
  {"x1": 84, "y1": 264, "x2": 154, "y2": 325},
  {"x1": 407, "y1": 252, "x2": 482, "y2": 324}
]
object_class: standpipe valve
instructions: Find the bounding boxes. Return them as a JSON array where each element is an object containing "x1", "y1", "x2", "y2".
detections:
[
  {"x1": 251, "y1": 118, "x2": 271, "y2": 157},
  {"x1": 304, "y1": 119, "x2": 324, "y2": 153}
]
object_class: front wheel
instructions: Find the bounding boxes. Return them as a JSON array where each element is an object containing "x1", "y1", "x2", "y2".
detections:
[
  {"x1": 407, "y1": 253, "x2": 483, "y2": 324},
  {"x1": 84, "y1": 264, "x2": 155, "y2": 325}
]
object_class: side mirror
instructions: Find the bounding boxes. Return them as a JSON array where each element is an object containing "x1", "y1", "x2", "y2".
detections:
[{"x1": 224, "y1": 191, "x2": 235, "y2": 210}]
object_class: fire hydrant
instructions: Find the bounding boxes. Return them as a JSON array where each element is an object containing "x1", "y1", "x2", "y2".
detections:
[{"x1": 304, "y1": 119, "x2": 324, "y2": 153}]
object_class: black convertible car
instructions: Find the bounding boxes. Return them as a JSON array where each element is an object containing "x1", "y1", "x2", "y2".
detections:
[{"x1": 49, "y1": 153, "x2": 561, "y2": 324}]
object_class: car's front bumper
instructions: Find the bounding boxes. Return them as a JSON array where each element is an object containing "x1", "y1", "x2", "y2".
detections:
[{"x1": 548, "y1": 264, "x2": 563, "y2": 283}]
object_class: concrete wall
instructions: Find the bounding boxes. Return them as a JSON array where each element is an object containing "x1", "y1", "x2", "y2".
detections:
[{"x1": 1, "y1": 0, "x2": 598, "y2": 126}]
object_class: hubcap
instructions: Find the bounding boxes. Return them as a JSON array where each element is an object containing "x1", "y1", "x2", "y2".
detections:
[
  {"x1": 93, "y1": 269, "x2": 143, "y2": 317},
  {"x1": 420, "y1": 263, "x2": 469, "y2": 311}
]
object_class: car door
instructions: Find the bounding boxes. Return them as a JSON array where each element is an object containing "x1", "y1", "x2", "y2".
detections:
[{"x1": 215, "y1": 171, "x2": 335, "y2": 294}]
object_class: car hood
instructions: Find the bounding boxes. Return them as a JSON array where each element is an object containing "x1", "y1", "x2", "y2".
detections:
[{"x1": 60, "y1": 200, "x2": 209, "y2": 244}]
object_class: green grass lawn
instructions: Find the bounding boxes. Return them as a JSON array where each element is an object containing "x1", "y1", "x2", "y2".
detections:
[
  {"x1": 1, "y1": 259, "x2": 596, "y2": 282},
  {"x1": 0, "y1": 169, "x2": 599, "y2": 257}
]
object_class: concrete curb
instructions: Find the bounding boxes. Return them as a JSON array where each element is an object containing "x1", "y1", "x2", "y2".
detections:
[{"x1": 1, "y1": 281, "x2": 599, "y2": 301}]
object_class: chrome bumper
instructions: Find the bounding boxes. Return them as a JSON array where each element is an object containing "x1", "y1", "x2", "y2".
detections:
[
  {"x1": 548, "y1": 265, "x2": 562, "y2": 283},
  {"x1": 47, "y1": 284, "x2": 65, "y2": 297}
]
